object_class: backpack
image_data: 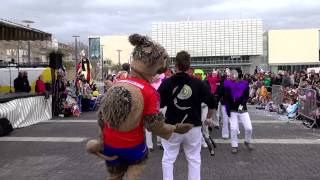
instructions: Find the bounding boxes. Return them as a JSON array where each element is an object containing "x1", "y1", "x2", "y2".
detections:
[{"x1": 0, "y1": 118, "x2": 14, "y2": 136}]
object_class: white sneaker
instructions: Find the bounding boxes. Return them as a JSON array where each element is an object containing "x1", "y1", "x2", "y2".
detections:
[{"x1": 202, "y1": 142, "x2": 208, "y2": 148}]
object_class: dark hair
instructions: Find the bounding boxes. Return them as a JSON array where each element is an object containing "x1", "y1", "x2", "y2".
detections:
[
  {"x1": 235, "y1": 68, "x2": 243, "y2": 79},
  {"x1": 175, "y1": 51, "x2": 190, "y2": 72},
  {"x1": 106, "y1": 74, "x2": 113, "y2": 81},
  {"x1": 122, "y1": 63, "x2": 130, "y2": 72}
]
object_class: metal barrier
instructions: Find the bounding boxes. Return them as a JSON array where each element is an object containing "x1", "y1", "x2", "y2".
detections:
[
  {"x1": 297, "y1": 88, "x2": 318, "y2": 127},
  {"x1": 271, "y1": 85, "x2": 283, "y2": 106}
]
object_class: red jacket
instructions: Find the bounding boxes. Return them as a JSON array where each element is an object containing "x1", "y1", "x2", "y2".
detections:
[
  {"x1": 35, "y1": 80, "x2": 46, "y2": 93},
  {"x1": 207, "y1": 76, "x2": 220, "y2": 94}
]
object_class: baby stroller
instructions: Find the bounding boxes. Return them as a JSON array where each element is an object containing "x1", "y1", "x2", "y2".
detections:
[{"x1": 64, "y1": 91, "x2": 81, "y2": 117}]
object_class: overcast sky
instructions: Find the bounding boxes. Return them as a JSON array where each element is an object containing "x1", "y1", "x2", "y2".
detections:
[{"x1": 1, "y1": 0, "x2": 319, "y2": 43}]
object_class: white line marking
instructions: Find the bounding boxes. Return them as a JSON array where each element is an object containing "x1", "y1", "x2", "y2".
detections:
[
  {"x1": 1, "y1": 137, "x2": 319, "y2": 144},
  {"x1": 213, "y1": 139, "x2": 320, "y2": 144},
  {"x1": 251, "y1": 120, "x2": 301, "y2": 124},
  {"x1": 0, "y1": 137, "x2": 87, "y2": 142},
  {"x1": 43, "y1": 120, "x2": 301, "y2": 124},
  {"x1": 43, "y1": 120, "x2": 97, "y2": 123}
]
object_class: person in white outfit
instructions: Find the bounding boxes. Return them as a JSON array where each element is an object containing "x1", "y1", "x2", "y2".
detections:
[
  {"x1": 222, "y1": 68, "x2": 254, "y2": 154},
  {"x1": 158, "y1": 51, "x2": 217, "y2": 180}
]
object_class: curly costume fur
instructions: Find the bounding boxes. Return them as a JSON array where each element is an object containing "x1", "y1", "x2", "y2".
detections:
[
  {"x1": 86, "y1": 33, "x2": 193, "y2": 180},
  {"x1": 102, "y1": 86, "x2": 132, "y2": 129}
]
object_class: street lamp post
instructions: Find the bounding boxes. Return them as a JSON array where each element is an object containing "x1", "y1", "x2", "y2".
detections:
[
  {"x1": 22, "y1": 20, "x2": 34, "y2": 65},
  {"x1": 116, "y1": 49, "x2": 122, "y2": 70},
  {"x1": 72, "y1": 35, "x2": 80, "y2": 76},
  {"x1": 100, "y1": 45, "x2": 104, "y2": 81}
]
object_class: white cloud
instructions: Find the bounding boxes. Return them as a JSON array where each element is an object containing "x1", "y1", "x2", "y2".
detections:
[{"x1": 0, "y1": 0, "x2": 319, "y2": 42}]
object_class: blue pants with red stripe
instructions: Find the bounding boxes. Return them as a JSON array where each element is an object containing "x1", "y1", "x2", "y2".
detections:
[{"x1": 104, "y1": 142, "x2": 148, "y2": 166}]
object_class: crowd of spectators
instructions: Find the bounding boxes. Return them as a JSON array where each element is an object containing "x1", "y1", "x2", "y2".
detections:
[
  {"x1": 189, "y1": 67, "x2": 320, "y2": 127},
  {"x1": 244, "y1": 69, "x2": 320, "y2": 126}
]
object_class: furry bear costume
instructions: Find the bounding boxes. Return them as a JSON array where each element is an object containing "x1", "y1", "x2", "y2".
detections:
[{"x1": 86, "y1": 34, "x2": 193, "y2": 180}]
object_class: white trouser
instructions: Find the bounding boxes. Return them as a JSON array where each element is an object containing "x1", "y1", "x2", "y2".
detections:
[
  {"x1": 162, "y1": 127, "x2": 202, "y2": 180},
  {"x1": 146, "y1": 129, "x2": 153, "y2": 149},
  {"x1": 146, "y1": 130, "x2": 161, "y2": 148},
  {"x1": 216, "y1": 102, "x2": 221, "y2": 122},
  {"x1": 201, "y1": 104, "x2": 209, "y2": 146},
  {"x1": 146, "y1": 107, "x2": 168, "y2": 149},
  {"x1": 229, "y1": 112, "x2": 253, "y2": 148},
  {"x1": 221, "y1": 105, "x2": 230, "y2": 138}
]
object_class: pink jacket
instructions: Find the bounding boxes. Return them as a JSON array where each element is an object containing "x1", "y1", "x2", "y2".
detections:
[{"x1": 207, "y1": 76, "x2": 220, "y2": 94}]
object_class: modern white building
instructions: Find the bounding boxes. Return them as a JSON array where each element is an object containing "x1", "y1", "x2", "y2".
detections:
[{"x1": 151, "y1": 19, "x2": 263, "y2": 73}]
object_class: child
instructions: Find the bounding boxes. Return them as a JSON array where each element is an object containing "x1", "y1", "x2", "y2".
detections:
[{"x1": 286, "y1": 98, "x2": 299, "y2": 118}]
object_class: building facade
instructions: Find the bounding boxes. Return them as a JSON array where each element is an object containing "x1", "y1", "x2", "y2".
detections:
[
  {"x1": 266, "y1": 28, "x2": 320, "y2": 73},
  {"x1": 151, "y1": 19, "x2": 263, "y2": 73},
  {"x1": 88, "y1": 35, "x2": 133, "y2": 66}
]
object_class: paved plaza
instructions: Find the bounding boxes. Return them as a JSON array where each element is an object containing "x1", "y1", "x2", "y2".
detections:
[{"x1": 0, "y1": 106, "x2": 320, "y2": 180}]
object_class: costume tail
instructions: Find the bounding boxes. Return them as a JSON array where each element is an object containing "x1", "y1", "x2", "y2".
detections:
[{"x1": 86, "y1": 139, "x2": 118, "y2": 161}]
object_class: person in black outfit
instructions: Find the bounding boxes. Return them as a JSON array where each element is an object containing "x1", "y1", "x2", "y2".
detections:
[
  {"x1": 22, "y1": 71, "x2": 31, "y2": 92},
  {"x1": 14, "y1": 71, "x2": 31, "y2": 93},
  {"x1": 14, "y1": 72, "x2": 24, "y2": 92},
  {"x1": 158, "y1": 51, "x2": 216, "y2": 180},
  {"x1": 222, "y1": 68, "x2": 254, "y2": 154}
]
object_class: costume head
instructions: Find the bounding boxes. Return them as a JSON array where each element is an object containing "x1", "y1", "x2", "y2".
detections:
[{"x1": 129, "y1": 34, "x2": 169, "y2": 79}]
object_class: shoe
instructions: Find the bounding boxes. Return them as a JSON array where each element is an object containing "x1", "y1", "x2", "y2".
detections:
[
  {"x1": 158, "y1": 144, "x2": 163, "y2": 150},
  {"x1": 231, "y1": 147, "x2": 238, "y2": 154},
  {"x1": 148, "y1": 147, "x2": 154, "y2": 152},
  {"x1": 202, "y1": 142, "x2": 208, "y2": 148},
  {"x1": 222, "y1": 137, "x2": 229, "y2": 140},
  {"x1": 244, "y1": 142, "x2": 254, "y2": 151},
  {"x1": 214, "y1": 125, "x2": 220, "y2": 129}
]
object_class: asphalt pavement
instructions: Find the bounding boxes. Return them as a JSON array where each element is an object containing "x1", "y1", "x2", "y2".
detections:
[{"x1": 0, "y1": 106, "x2": 320, "y2": 180}]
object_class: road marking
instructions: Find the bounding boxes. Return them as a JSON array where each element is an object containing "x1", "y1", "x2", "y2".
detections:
[
  {"x1": 43, "y1": 120, "x2": 97, "y2": 123},
  {"x1": 0, "y1": 137, "x2": 87, "y2": 142},
  {"x1": 43, "y1": 120, "x2": 301, "y2": 124},
  {"x1": 251, "y1": 120, "x2": 301, "y2": 124},
  {"x1": 214, "y1": 139, "x2": 320, "y2": 144},
  {"x1": 1, "y1": 137, "x2": 319, "y2": 144}
]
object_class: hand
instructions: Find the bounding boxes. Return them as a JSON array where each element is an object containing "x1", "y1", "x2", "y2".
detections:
[
  {"x1": 174, "y1": 123, "x2": 194, "y2": 134},
  {"x1": 204, "y1": 118, "x2": 214, "y2": 127}
]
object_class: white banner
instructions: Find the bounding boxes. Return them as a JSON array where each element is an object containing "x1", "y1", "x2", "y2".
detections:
[{"x1": 0, "y1": 95, "x2": 52, "y2": 128}]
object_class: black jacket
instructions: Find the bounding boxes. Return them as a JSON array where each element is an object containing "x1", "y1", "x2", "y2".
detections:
[
  {"x1": 158, "y1": 72, "x2": 216, "y2": 127},
  {"x1": 14, "y1": 77, "x2": 31, "y2": 93}
]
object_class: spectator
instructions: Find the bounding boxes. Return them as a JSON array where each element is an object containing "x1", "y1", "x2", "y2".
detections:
[
  {"x1": 35, "y1": 75, "x2": 46, "y2": 94},
  {"x1": 14, "y1": 72, "x2": 24, "y2": 92},
  {"x1": 206, "y1": 69, "x2": 220, "y2": 94},
  {"x1": 104, "y1": 74, "x2": 114, "y2": 93},
  {"x1": 286, "y1": 98, "x2": 299, "y2": 118},
  {"x1": 281, "y1": 71, "x2": 292, "y2": 88},
  {"x1": 263, "y1": 74, "x2": 271, "y2": 91},
  {"x1": 22, "y1": 71, "x2": 31, "y2": 92},
  {"x1": 121, "y1": 63, "x2": 130, "y2": 73},
  {"x1": 114, "y1": 63, "x2": 130, "y2": 82}
]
